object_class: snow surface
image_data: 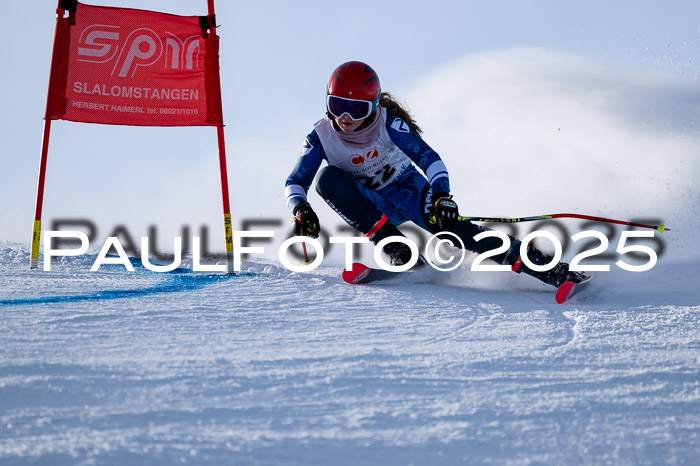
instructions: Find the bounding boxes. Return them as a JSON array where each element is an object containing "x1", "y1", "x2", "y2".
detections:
[
  {"x1": 2, "y1": 47, "x2": 700, "y2": 465},
  {"x1": 1, "y1": 244, "x2": 699, "y2": 465}
]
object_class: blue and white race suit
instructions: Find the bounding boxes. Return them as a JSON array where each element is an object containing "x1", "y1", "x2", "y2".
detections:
[{"x1": 285, "y1": 107, "x2": 450, "y2": 232}]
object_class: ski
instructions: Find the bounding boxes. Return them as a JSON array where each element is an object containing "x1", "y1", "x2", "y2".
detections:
[
  {"x1": 342, "y1": 256, "x2": 428, "y2": 284},
  {"x1": 555, "y1": 272, "x2": 594, "y2": 304},
  {"x1": 343, "y1": 257, "x2": 595, "y2": 303}
]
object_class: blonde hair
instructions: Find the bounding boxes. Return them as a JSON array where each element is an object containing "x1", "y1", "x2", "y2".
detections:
[{"x1": 379, "y1": 92, "x2": 422, "y2": 135}]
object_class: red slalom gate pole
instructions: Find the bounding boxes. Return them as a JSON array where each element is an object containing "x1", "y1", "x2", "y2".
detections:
[
  {"x1": 30, "y1": 120, "x2": 52, "y2": 269},
  {"x1": 206, "y1": 0, "x2": 235, "y2": 273},
  {"x1": 31, "y1": 0, "x2": 65, "y2": 269}
]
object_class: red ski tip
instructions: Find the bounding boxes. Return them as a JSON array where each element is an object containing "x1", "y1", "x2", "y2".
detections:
[
  {"x1": 555, "y1": 281, "x2": 576, "y2": 304},
  {"x1": 342, "y1": 263, "x2": 371, "y2": 284}
]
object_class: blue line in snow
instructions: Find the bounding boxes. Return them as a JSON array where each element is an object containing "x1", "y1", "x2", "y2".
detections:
[{"x1": 0, "y1": 272, "x2": 250, "y2": 307}]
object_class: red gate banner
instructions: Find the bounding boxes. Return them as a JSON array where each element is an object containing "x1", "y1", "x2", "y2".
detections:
[{"x1": 46, "y1": 2, "x2": 222, "y2": 126}]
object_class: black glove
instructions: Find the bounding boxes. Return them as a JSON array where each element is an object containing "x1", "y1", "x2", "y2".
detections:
[
  {"x1": 430, "y1": 192, "x2": 459, "y2": 229},
  {"x1": 293, "y1": 202, "x2": 321, "y2": 238}
]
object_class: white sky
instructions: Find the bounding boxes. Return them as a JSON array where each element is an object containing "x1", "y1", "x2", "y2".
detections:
[{"x1": 1, "y1": 1, "x2": 698, "y2": 255}]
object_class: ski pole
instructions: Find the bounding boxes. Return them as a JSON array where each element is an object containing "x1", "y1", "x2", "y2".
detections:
[
  {"x1": 455, "y1": 213, "x2": 669, "y2": 233},
  {"x1": 301, "y1": 241, "x2": 311, "y2": 264}
]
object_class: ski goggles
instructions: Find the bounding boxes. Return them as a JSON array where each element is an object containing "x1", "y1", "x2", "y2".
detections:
[{"x1": 326, "y1": 94, "x2": 379, "y2": 121}]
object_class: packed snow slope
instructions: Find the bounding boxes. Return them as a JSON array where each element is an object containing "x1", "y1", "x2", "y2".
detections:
[
  {"x1": 0, "y1": 246, "x2": 699, "y2": 465},
  {"x1": 2, "y1": 49, "x2": 700, "y2": 465}
]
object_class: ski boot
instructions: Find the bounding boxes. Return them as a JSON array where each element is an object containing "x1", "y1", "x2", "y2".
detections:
[
  {"x1": 507, "y1": 241, "x2": 570, "y2": 287},
  {"x1": 382, "y1": 241, "x2": 413, "y2": 266},
  {"x1": 565, "y1": 270, "x2": 591, "y2": 285},
  {"x1": 366, "y1": 216, "x2": 414, "y2": 266}
]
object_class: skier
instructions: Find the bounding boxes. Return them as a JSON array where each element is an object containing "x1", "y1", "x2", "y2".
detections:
[{"x1": 284, "y1": 60, "x2": 571, "y2": 287}]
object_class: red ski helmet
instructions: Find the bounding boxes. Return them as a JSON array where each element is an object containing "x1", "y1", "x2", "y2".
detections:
[{"x1": 327, "y1": 61, "x2": 381, "y2": 101}]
